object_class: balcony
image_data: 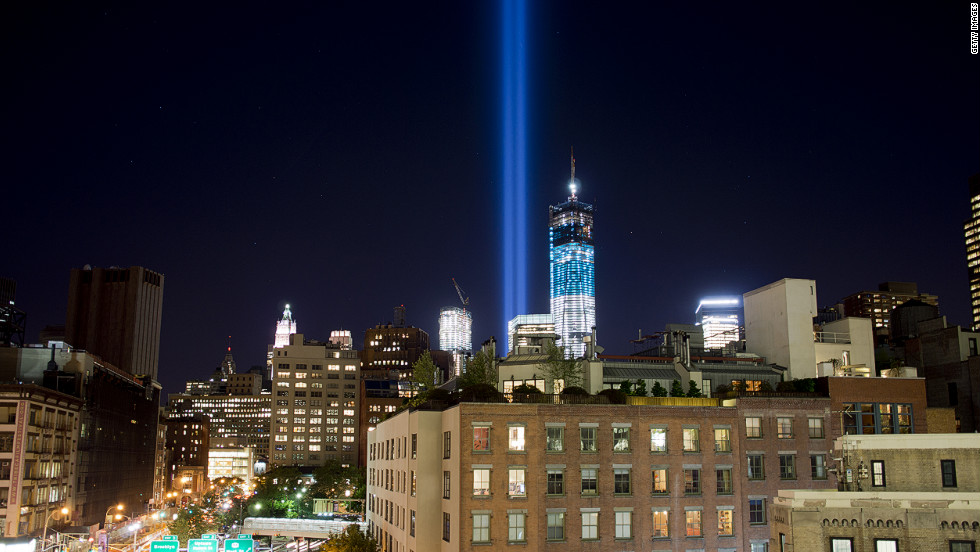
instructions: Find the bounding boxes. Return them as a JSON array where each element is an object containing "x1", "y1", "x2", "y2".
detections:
[{"x1": 814, "y1": 331, "x2": 851, "y2": 344}]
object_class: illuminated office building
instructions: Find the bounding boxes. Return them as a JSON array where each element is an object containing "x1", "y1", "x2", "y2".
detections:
[
  {"x1": 168, "y1": 393, "x2": 272, "y2": 459},
  {"x1": 507, "y1": 314, "x2": 554, "y2": 354},
  {"x1": 966, "y1": 173, "x2": 980, "y2": 330},
  {"x1": 695, "y1": 297, "x2": 742, "y2": 349},
  {"x1": 439, "y1": 306, "x2": 472, "y2": 375},
  {"x1": 549, "y1": 153, "x2": 595, "y2": 359}
]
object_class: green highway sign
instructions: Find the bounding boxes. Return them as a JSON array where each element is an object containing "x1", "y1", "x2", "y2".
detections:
[
  {"x1": 150, "y1": 541, "x2": 179, "y2": 552},
  {"x1": 223, "y1": 539, "x2": 253, "y2": 552},
  {"x1": 237, "y1": 535, "x2": 251, "y2": 540},
  {"x1": 201, "y1": 535, "x2": 218, "y2": 540},
  {"x1": 188, "y1": 539, "x2": 219, "y2": 552},
  {"x1": 162, "y1": 537, "x2": 179, "y2": 541}
]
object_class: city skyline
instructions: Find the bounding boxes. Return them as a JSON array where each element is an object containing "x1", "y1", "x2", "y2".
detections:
[{"x1": 2, "y1": 2, "x2": 977, "y2": 395}]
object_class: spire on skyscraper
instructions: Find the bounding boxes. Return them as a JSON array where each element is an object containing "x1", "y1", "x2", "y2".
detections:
[
  {"x1": 274, "y1": 304, "x2": 297, "y2": 348},
  {"x1": 220, "y1": 335, "x2": 236, "y2": 376}
]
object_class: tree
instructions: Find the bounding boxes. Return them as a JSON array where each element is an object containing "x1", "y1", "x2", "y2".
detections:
[
  {"x1": 321, "y1": 525, "x2": 380, "y2": 552},
  {"x1": 248, "y1": 466, "x2": 307, "y2": 518},
  {"x1": 168, "y1": 505, "x2": 221, "y2": 545},
  {"x1": 633, "y1": 379, "x2": 647, "y2": 396},
  {"x1": 669, "y1": 379, "x2": 685, "y2": 397},
  {"x1": 618, "y1": 379, "x2": 633, "y2": 394},
  {"x1": 459, "y1": 346, "x2": 498, "y2": 389},
  {"x1": 410, "y1": 351, "x2": 438, "y2": 394},
  {"x1": 651, "y1": 381, "x2": 668, "y2": 397},
  {"x1": 686, "y1": 379, "x2": 703, "y2": 398},
  {"x1": 542, "y1": 342, "x2": 584, "y2": 392},
  {"x1": 758, "y1": 380, "x2": 774, "y2": 392}
]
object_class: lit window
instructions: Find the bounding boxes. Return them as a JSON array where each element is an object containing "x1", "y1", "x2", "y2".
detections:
[
  {"x1": 508, "y1": 512, "x2": 525, "y2": 542},
  {"x1": 612, "y1": 427, "x2": 630, "y2": 452},
  {"x1": 685, "y1": 510, "x2": 702, "y2": 537},
  {"x1": 718, "y1": 508, "x2": 734, "y2": 535},
  {"x1": 746, "y1": 417, "x2": 762, "y2": 438},
  {"x1": 683, "y1": 428, "x2": 699, "y2": 452},
  {"x1": 650, "y1": 427, "x2": 667, "y2": 452},
  {"x1": 508, "y1": 426, "x2": 525, "y2": 451},
  {"x1": 832, "y1": 538, "x2": 853, "y2": 552},
  {"x1": 652, "y1": 509, "x2": 669, "y2": 538},
  {"x1": 652, "y1": 468, "x2": 668, "y2": 494},
  {"x1": 871, "y1": 460, "x2": 885, "y2": 487},
  {"x1": 473, "y1": 469, "x2": 490, "y2": 496},
  {"x1": 875, "y1": 539, "x2": 898, "y2": 552},
  {"x1": 508, "y1": 468, "x2": 525, "y2": 497},
  {"x1": 473, "y1": 426, "x2": 490, "y2": 451},
  {"x1": 777, "y1": 417, "x2": 793, "y2": 438},
  {"x1": 581, "y1": 511, "x2": 598, "y2": 540},
  {"x1": 615, "y1": 511, "x2": 632, "y2": 539},
  {"x1": 714, "y1": 427, "x2": 731, "y2": 452},
  {"x1": 472, "y1": 513, "x2": 489, "y2": 543},
  {"x1": 546, "y1": 427, "x2": 564, "y2": 452}
]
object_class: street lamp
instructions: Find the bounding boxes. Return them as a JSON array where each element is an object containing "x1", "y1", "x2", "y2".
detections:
[
  {"x1": 105, "y1": 504, "x2": 124, "y2": 525},
  {"x1": 42, "y1": 507, "x2": 70, "y2": 550}
]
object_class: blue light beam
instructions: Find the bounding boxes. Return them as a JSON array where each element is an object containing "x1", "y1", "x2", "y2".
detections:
[{"x1": 501, "y1": 0, "x2": 528, "y2": 343}]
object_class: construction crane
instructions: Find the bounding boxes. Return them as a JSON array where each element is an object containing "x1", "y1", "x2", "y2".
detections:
[{"x1": 452, "y1": 278, "x2": 469, "y2": 308}]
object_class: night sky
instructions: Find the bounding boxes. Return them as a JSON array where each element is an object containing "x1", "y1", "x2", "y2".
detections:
[{"x1": 3, "y1": 2, "x2": 978, "y2": 396}]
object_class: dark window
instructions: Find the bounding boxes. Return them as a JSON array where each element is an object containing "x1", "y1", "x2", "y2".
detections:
[
  {"x1": 614, "y1": 469, "x2": 632, "y2": 495},
  {"x1": 748, "y1": 454, "x2": 765, "y2": 480},
  {"x1": 443, "y1": 512, "x2": 450, "y2": 542},
  {"x1": 443, "y1": 431, "x2": 451, "y2": 459},
  {"x1": 684, "y1": 468, "x2": 701, "y2": 494},
  {"x1": 749, "y1": 498, "x2": 766, "y2": 524},
  {"x1": 547, "y1": 470, "x2": 564, "y2": 495},
  {"x1": 950, "y1": 541, "x2": 976, "y2": 552},
  {"x1": 948, "y1": 383, "x2": 959, "y2": 406},
  {"x1": 941, "y1": 460, "x2": 957, "y2": 487}
]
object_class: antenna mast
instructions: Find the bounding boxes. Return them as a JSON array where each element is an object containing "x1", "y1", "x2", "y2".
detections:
[{"x1": 569, "y1": 147, "x2": 577, "y2": 199}]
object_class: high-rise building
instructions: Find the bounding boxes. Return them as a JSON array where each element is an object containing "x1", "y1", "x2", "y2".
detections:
[
  {"x1": 549, "y1": 153, "x2": 595, "y2": 359},
  {"x1": 840, "y1": 282, "x2": 939, "y2": 346},
  {"x1": 65, "y1": 265, "x2": 164, "y2": 379},
  {"x1": 439, "y1": 306, "x2": 472, "y2": 375},
  {"x1": 965, "y1": 173, "x2": 980, "y2": 330},
  {"x1": 695, "y1": 297, "x2": 742, "y2": 349},
  {"x1": 269, "y1": 333, "x2": 361, "y2": 467}
]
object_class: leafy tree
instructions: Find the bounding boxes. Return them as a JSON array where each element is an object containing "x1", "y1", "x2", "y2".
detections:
[
  {"x1": 168, "y1": 505, "x2": 221, "y2": 545},
  {"x1": 459, "y1": 345, "x2": 498, "y2": 389},
  {"x1": 410, "y1": 351, "x2": 438, "y2": 394},
  {"x1": 321, "y1": 525, "x2": 380, "y2": 552},
  {"x1": 618, "y1": 380, "x2": 633, "y2": 394},
  {"x1": 733, "y1": 380, "x2": 747, "y2": 393},
  {"x1": 758, "y1": 380, "x2": 774, "y2": 392},
  {"x1": 651, "y1": 381, "x2": 668, "y2": 397},
  {"x1": 542, "y1": 342, "x2": 584, "y2": 392},
  {"x1": 632, "y1": 379, "x2": 647, "y2": 396},
  {"x1": 513, "y1": 383, "x2": 542, "y2": 394},
  {"x1": 715, "y1": 383, "x2": 732, "y2": 395},
  {"x1": 686, "y1": 380, "x2": 703, "y2": 398},
  {"x1": 669, "y1": 379, "x2": 685, "y2": 397},
  {"x1": 248, "y1": 467, "x2": 307, "y2": 518}
]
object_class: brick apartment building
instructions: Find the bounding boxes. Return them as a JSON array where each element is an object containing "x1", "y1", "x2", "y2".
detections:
[{"x1": 366, "y1": 377, "x2": 934, "y2": 552}]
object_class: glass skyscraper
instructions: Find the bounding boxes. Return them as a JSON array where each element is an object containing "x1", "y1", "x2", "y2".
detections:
[{"x1": 549, "y1": 155, "x2": 595, "y2": 359}]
